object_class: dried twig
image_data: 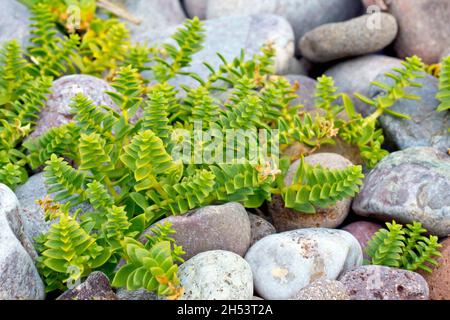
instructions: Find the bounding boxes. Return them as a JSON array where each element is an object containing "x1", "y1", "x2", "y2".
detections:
[{"x1": 97, "y1": 0, "x2": 141, "y2": 25}]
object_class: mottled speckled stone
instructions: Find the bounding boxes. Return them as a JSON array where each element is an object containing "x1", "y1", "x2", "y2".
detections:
[
  {"x1": 179, "y1": 250, "x2": 253, "y2": 300},
  {"x1": 299, "y1": 13, "x2": 398, "y2": 63},
  {"x1": 30, "y1": 75, "x2": 117, "y2": 139},
  {"x1": 57, "y1": 272, "x2": 117, "y2": 300},
  {"x1": 0, "y1": 184, "x2": 45, "y2": 300},
  {"x1": 141, "y1": 203, "x2": 251, "y2": 260},
  {"x1": 268, "y1": 153, "x2": 353, "y2": 231},
  {"x1": 248, "y1": 213, "x2": 276, "y2": 246},
  {"x1": 293, "y1": 279, "x2": 350, "y2": 300},
  {"x1": 353, "y1": 147, "x2": 450, "y2": 237},
  {"x1": 116, "y1": 288, "x2": 160, "y2": 300},
  {"x1": 245, "y1": 228, "x2": 362, "y2": 300},
  {"x1": 340, "y1": 265, "x2": 429, "y2": 300},
  {"x1": 420, "y1": 237, "x2": 450, "y2": 300},
  {"x1": 0, "y1": 183, "x2": 36, "y2": 260}
]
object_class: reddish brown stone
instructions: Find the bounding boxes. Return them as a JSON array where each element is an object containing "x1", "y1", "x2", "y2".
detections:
[
  {"x1": 268, "y1": 153, "x2": 353, "y2": 232},
  {"x1": 343, "y1": 221, "x2": 383, "y2": 258},
  {"x1": 388, "y1": 0, "x2": 450, "y2": 64},
  {"x1": 57, "y1": 272, "x2": 118, "y2": 300},
  {"x1": 340, "y1": 265, "x2": 429, "y2": 300},
  {"x1": 420, "y1": 237, "x2": 450, "y2": 300}
]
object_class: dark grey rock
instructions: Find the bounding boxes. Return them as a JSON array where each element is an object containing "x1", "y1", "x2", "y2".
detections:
[
  {"x1": 245, "y1": 228, "x2": 362, "y2": 300},
  {"x1": 353, "y1": 147, "x2": 450, "y2": 237},
  {"x1": 367, "y1": 72, "x2": 449, "y2": 152},
  {"x1": 299, "y1": 13, "x2": 398, "y2": 63},
  {"x1": 57, "y1": 272, "x2": 117, "y2": 300},
  {"x1": 141, "y1": 202, "x2": 251, "y2": 260},
  {"x1": 339, "y1": 265, "x2": 429, "y2": 300}
]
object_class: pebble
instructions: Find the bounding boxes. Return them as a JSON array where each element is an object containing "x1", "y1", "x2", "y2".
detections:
[
  {"x1": 205, "y1": 0, "x2": 362, "y2": 52},
  {"x1": 15, "y1": 172, "x2": 92, "y2": 244},
  {"x1": 14, "y1": 173, "x2": 50, "y2": 243},
  {"x1": 245, "y1": 228, "x2": 362, "y2": 300},
  {"x1": 420, "y1": 237, "x2": 450, "y2": 300},
  {"x1": 299, "y1": 13, "x2": 398, "y2": 63},
  {"x1": 283, "y1": 75, "x2": 317, "y2": 110},
  {"x1": 325, "y1": 54, "x2": 403, "y2": 101},
  {"x1": 182, "y1": 0, "x2": 207, "y2": 20},
  {"x1": 441, "y1": 47, "x2": 450, "y2": 60},
  {"x1": 362, "y1": 0, "x2": 388, "y2": 10},
  {"x1": 0, "y1": 184, "x2": 45, "y2": 299},
  {"x1": 29, "y1": 75, "x2": 117, "y2": 139},
  {"x1": 116, "y1": 0, "x2": 186, "y2": 42},
  {"x1": 0, "y1": 0, "x2": 30, "y2": 48},
  {"x1": 368, "y1": 72, "x2": 449, "y2": 152},
  {"x1": 141, "y1": 202, "x2": 251, "y2": 260},
  {"x1": 276, "y1": 57, "x2": 310, "y2": 76},
  {"x1": 292, "y1": 279, "x2": 349, "y2": 300},
  {"x1": 339, "y1": 265, "x2": 429, "y2": 300},
  {"x1": 388, "y1": 0, "x2": 450, "y2": 64},
  {"x1": 353, "y1": 147, "x2": 450, "y2": 237},
  {"x1": 248, "y1": 213, "x2": 276, "y2": 246},
  {"x1": 179, "y1": 250, "x2": 254, "y2": 300},
  {"x1": 268, "y1": 153, "x2": 353, "y2": 231},
  {"x1": 57, "y1": 272, "x2": 117, "y2": 300},
  {"x1": 140, "y1": 14, "x2": 295, "y2": 84},
  {"x1": 116, "y1": 288, "x2": 160, "y2": 300},
  {"x1": 342, "y1": 221, "x2": 383, "y2": 259}
]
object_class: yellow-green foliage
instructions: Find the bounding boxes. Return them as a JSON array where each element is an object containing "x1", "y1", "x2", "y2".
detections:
[
  {"x1": 437, "y1": 56, "x2": 450, "y2": 112},
  {"x1": 366, "y1": 221, "x2": 442, "y2": 273},
  {"x1": 1, "y1": 1, "x2": 437, "y2": 298}
]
